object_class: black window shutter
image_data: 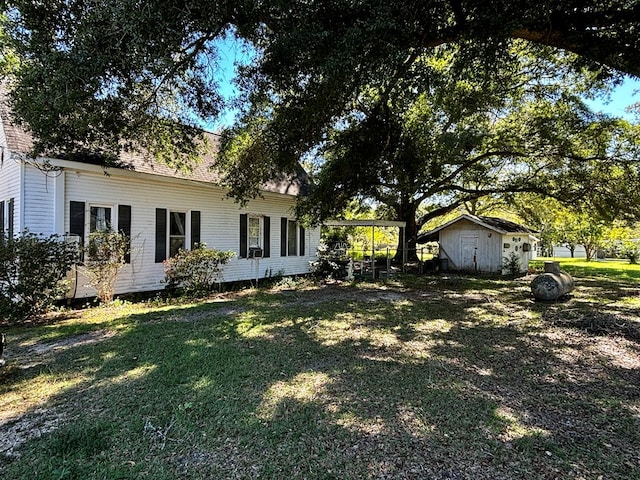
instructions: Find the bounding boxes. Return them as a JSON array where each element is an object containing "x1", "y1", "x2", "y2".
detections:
[
  {"x1": 7, "y1": 198, "x2": 14, "y2": 238},
  {"x1": 155, "y1": 208, "x2": 167, "y2": 263},
  {"x1": 0, "y1": 201, "x2": 4, "y2": 236},
  {"x1": 280, "y1": 217, "x2": 288, "y2": 257},
  {"x1": 191, "y1": 210, "x2": 201, "y2": 249},
  {"x1": 118, "y1": 205, "x2": 132, "y2": 264},
  {"x1": 239, "y1": 213, "x2": 248, "y2": 258},
  {"x1": 69, "y1": 201, "x2": 85, "y2": 245},
  {"x1": 263, "y1": 216, "x2": 270, "y2": 257},
  {"x1": 299, "y1": 225, "x2": 306, "y2": 256}
]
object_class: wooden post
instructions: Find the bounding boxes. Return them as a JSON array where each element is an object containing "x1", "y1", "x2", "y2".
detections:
[
  {"x1": 371, "y1": 225, "x2": 375, "y2": 279},
  {"x1": 386, "y1": 247, "x2": 391, "y2": 280}
]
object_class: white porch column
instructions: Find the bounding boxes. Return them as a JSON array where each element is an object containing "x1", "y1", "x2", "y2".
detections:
[{"x1": 53, "y1": 170, "x2": 65, "y2": 234}]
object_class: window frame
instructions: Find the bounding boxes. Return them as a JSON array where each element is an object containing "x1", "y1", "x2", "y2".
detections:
[
  {"x1": 281, "y1": 217, "x2": 305, "y2": 257},
  {"x1": 287, "y1": 219, "x2": 298, "y2": 256},
  {"x1": 168, "y1": 210, "x2": 187, "y2": 258},
  {"x1": 155, "y1": 209, "x2": 201, "y2": 263},
  {"x1": 248, "y1": 215, "x2": 262, "y2": 249},
  {"x1": 89, "y1": 204, "x2": 113, "y2": 233}
]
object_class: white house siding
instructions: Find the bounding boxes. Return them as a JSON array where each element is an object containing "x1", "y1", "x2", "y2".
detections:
[
  {"x1": 500, "y1": 234, "x2": 537, "y2": 274},
  {"x1": 438, "y1": 219, "x2": 502, "y2": 273},
  {"x1": 0, "y1": 128, "x2": 23, "y2": 235},
  {"x1": 63, "y1": 165, "x2": 319, "y2": 298},
  {"x1": 23, "y1": 164, "x2": 58, "y2": 235}
]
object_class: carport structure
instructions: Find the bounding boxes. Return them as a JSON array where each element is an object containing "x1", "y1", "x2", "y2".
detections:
[{"x1": 323, "y1": 219, "x2": 408, "y2": 275}]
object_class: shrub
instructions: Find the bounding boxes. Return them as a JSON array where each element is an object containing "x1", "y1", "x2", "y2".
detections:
[
  {"x1": 310, "y1": 243, "x2": 349, "y2": 280},
  {"x1": 502, "y1": 252, "x2": 521, "y2": 276},
  {"x1": 163, "y1": 244, "x2": 235, "y2": 296},
  {"x1": 0, "y1": 232, "x2": 78, "y2": 322},
  {"x1": 619, "y1": 240, "x2": 640, "y2": 264},
  {"x1": 81, "y1": 231, "x2": 129, "y2": 304}
]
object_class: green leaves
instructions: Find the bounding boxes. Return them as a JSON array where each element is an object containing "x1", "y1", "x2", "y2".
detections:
[
  {"x1": 82, "y1": 230, "x2": 130, "y2": 303},
  {"x1": 0, "y1": 232, "x2": 78, "y2": 322},
  {"x1": 2, "y1": 0, "x2": 640, "y2": 216},
  {"x1": 163, "y1": 243, "x2": 235, "y2": 296},
  {"x1": 4, "y1": 0, "x2": 229, "y2": 163}
]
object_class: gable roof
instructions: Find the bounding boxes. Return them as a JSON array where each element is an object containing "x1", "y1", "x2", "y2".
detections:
[
  {"x1": 0, "y1": 90, "x2": 309, "y2": 196},
  {"x1": 417, "y1": 214, "x2": 537, "y2": 243}
]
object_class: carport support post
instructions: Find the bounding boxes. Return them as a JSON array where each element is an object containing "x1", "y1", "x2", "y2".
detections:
[
  {"x1": 402, "y1": 226, "x2": 407, "y2": 273},
  {"x1": 371, "y1": 225, "x2": 375, "y2": 278}
]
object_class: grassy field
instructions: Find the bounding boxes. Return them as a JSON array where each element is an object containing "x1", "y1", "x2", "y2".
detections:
[
  {"x1": 532, "y1": 257, "x2": 640, "y2": 282},
  {"x1": 0, "y1": 266, "x2": 639, "y2": 479}
]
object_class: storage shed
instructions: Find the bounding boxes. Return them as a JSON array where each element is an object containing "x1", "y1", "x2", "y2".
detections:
[{"x1": 416, "y1": 215, "x2": 538, "y2": 274}]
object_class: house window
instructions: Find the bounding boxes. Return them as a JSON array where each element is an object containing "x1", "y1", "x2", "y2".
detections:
[
  {"x1": 155, "y1": 209, "x2": 201, "y2": 263},
  {"x1": 248, "y1": 216, "x2": 261, "y2": 248},
  {"x1": 169, "y1": 211, "x2": 186, "y2": 257},
  {"x1": 287, "y1": 219, "x2": 298, "y2": 256},
  {"x1": 90, "y1": 206, "x2": 112, "y2": 232},
  {"x1": 0, "y1": 198, "x2": 15, "y2": 238},
  {"x1": 239, "y1": 214, "x2": 270, "y2": 259},
  {"x1": 280, "y1": 217, "x2": 305, "y2": 257}
]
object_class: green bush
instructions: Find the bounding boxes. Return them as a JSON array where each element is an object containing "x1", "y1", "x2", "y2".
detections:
[
  {"x1": 310, "y1": 243, "x2": 349, "y2": 280},
  {"x1": 163, "y1": 244, "x2": 235, "y2": 296},
  {"x1": 0, "y1": 232, "x2": 78, "y2": 322},
  {"x1": 81, "y1": 231, "x2": 129, "y2": 304},
  {"x1": 502, "y1": 252, "x2": 521, "y2": 276},
  {"x1": 620, "y1": 240, "x2": 640, "y2": 264}
]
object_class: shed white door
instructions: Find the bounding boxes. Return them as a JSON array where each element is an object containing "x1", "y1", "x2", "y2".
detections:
[{"x1": 460, "y1": 235, "x2": 478, "y2": 270}]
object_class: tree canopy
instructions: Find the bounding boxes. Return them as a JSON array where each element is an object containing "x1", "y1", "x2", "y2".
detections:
[
  {"x1": 281, "y1": 42, "x2": 640, "y2": 258},
  {"x1": 0, "y1": 0, "x2": 640, "y2": 244},
  {"x1": 1, "y1": 2, "x2": 639, "y2": 158}
]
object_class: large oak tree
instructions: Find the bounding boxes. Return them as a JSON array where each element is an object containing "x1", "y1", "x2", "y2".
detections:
[
  {"x1": 281, "y1": 43, "x2": 640, "y2": 259},
  {"x1": 1, "y1": 1, "x2": 639, "y2": 170}
]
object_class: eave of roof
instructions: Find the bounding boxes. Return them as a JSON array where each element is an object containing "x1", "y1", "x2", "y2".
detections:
[{"x1": 0, "y1": 91, "x2": 309, "y2": 196}]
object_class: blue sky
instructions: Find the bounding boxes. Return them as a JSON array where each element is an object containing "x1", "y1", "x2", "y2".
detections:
[
  {"x1": 585, "y1": 76, "x2": 639, "y2": 119},
  {"x1": 207, "y1": 34, "x2": 640, "y2": 130},
  {"x1": 204, "y1": 33, "x2": 253, "y2": 131}
]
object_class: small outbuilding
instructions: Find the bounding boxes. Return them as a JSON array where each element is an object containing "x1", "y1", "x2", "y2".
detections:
[{"x1": 417, "y1": 214, "x2": 538, "y2": 275}]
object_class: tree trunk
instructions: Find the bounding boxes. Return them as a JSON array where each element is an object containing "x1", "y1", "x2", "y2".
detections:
[
  {"x1": 584, "y1": 243, "x2": 596, "y2": 261},
  {"x1": 393, "y1": 203, "x2": 419, "y2": 262}
]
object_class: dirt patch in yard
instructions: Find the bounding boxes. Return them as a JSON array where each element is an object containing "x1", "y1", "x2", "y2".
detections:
[
  {"x1": 3, "y1": 329, "x2": 117, "y2": 366},
  {"x1": 0, "y1": 329, "x2": 117, "y2": 457},
  {"x1": 0, "y1": 408, "x2": 67, "y2": 458}
]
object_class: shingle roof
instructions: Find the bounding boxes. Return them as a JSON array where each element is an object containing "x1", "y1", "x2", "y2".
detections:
[
  {"x1": 0, "y1": 92, "x2": 34, "y2": 155},
  {"x1": 473, "y1": 216, "x2": 537, "y2": 234},
  {"x1": 0, "y1": 89, "x2": 309, "y2": 196},
  {"x1": 416, "y1": 214, "x2": 537, "y2": 243}
]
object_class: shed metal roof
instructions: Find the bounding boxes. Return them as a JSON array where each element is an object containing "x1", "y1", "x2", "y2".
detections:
[{"x1": 417, "y1": 214, "x2": 537, "y2": 243}]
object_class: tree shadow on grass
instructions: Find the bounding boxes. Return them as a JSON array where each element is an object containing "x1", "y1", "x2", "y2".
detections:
[{"x1": 0, "y1": 282, "x2": 638, "y2": 479}]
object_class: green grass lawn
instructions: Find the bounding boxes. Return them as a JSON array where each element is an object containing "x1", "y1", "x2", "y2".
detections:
[
  {"x1": 531, "y1": 256, "x2": 640, "y2": 282},
  {"x1": 1, "y1": 271, "x2": 639, "y2": 479}
]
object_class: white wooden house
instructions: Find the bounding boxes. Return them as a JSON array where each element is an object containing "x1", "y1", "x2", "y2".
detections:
[
  {"x1": 0, "y1": 98, "x2": 320, "y2": 298},
  {"x1": 417, "y1": 214, "x2": 538, "y2": 274}
]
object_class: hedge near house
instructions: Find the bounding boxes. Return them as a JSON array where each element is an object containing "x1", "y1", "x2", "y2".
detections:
[{"x1": 0, "y1": 232, "x2": 78, "y2": 323}]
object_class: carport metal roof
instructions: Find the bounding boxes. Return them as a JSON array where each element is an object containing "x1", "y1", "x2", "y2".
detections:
[{"x1": 323, "y1": 219, "x2": 406, "y2": 228}]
